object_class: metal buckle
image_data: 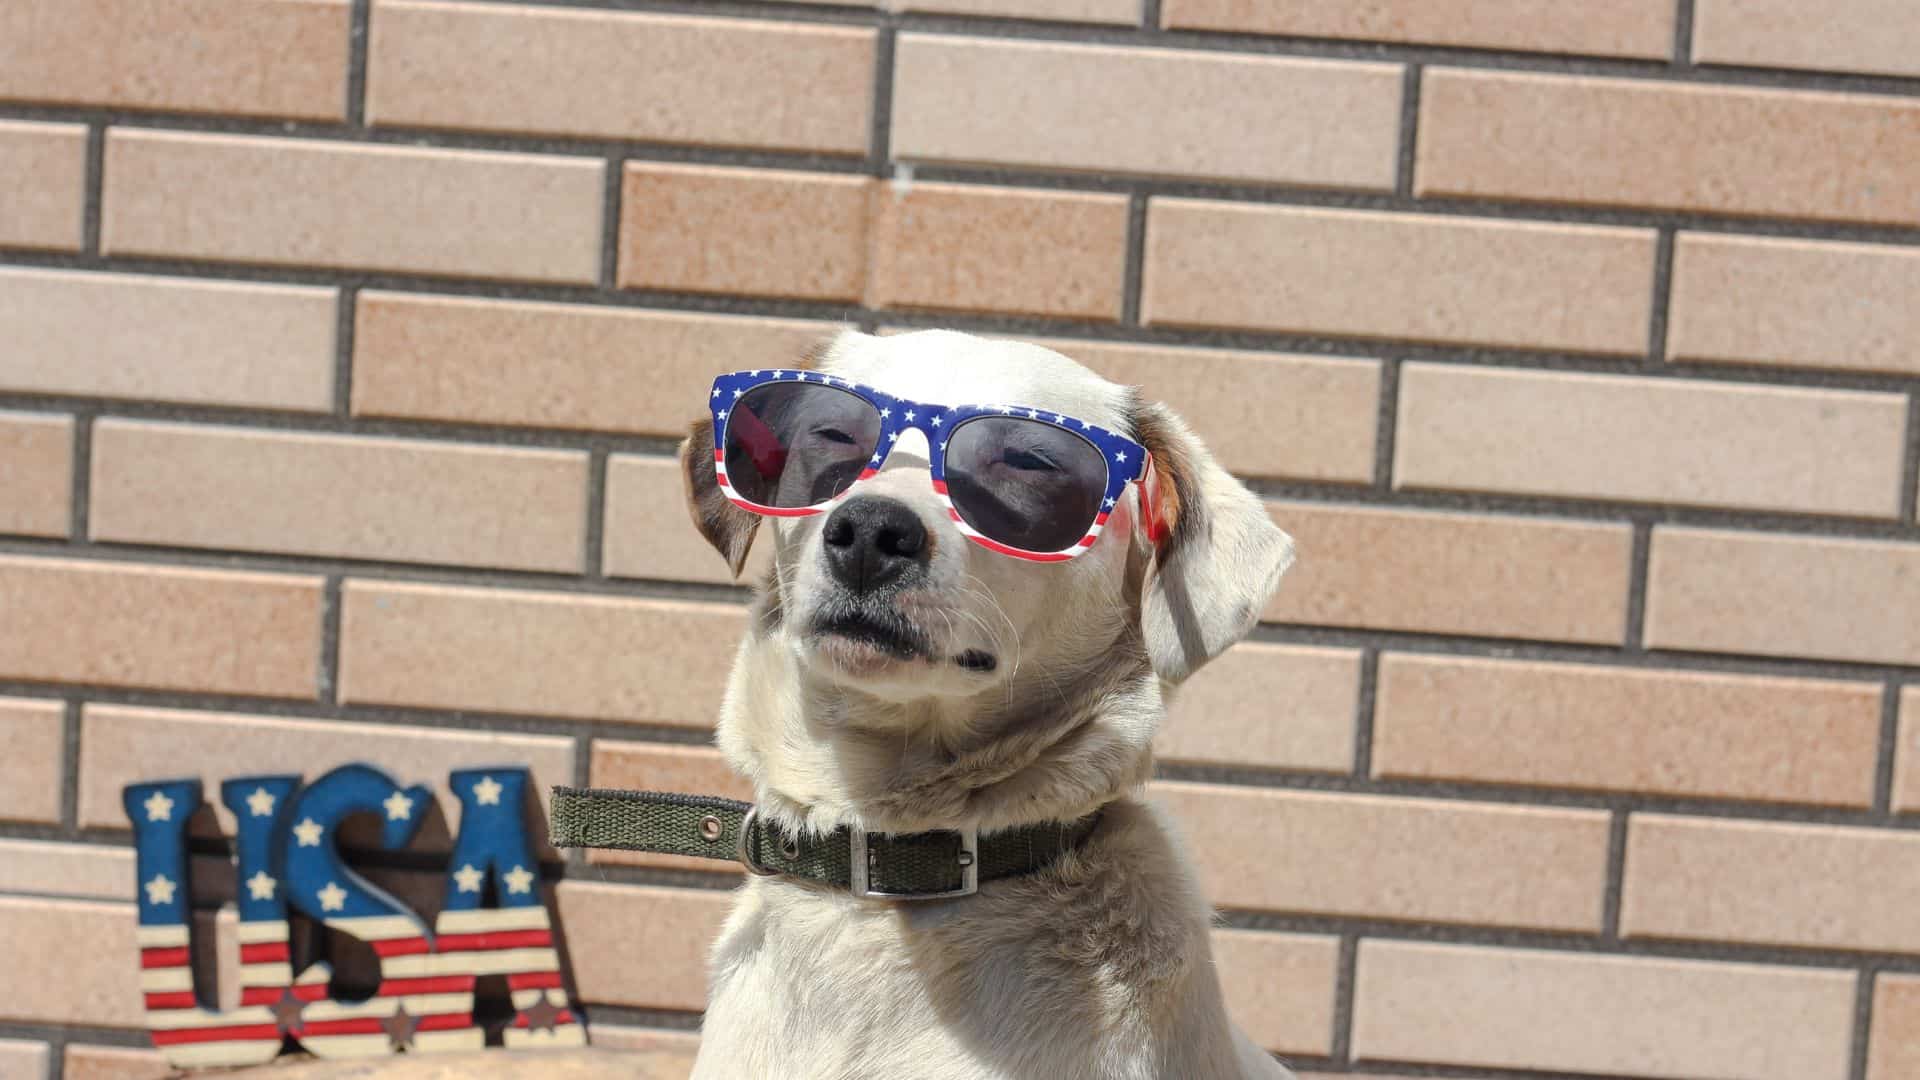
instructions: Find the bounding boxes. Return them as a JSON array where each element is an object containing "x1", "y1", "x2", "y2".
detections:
[
  {"x1": 736, "y1": 806, "x2": 782, "y2": 877},
  {"x1": 850, "y1": 826, "x2": 979, "y2": 900}
]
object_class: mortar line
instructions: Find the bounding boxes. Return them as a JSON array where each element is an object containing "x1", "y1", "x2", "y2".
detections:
[
  {"x1": 347, "y1": 0, "x2": 372, "y2": 127},
  {"x1": 67, "y1": 413, "x2": 92, "y2": 543},
  {"x1": 1371, "y1": 358, "x2": 1401, "y2": 490},
  {"x1": 1623, "y1": 519, "x2": 1653, "y2": 652},
  {"x1": 1644, "y1": 227, "x2": 1676, "y2": 371},
  {"x1": 1875, "y1": 682, "x2": 1901, "y2": 817},
  {"x1": 332, "y1": 284, "x2": 358, "y2": 416},
  {"x1": 1330, "y1": 934, "x2": 1358, "y2": 1064},
  {"x1": 599, "y1": 155, "x2": 626, "y2": 290},
  {"x1": 81, "y1": 124, "x2": 105, "y2": 255},
  {"x1": 1600, "y1": 809, "x2": 1630, "y2": 940},
  {"x1": 61, "y1": 698, "x2": 83, "y2": 833},
  {"x1": 868, "y1": 13, "x2": 898, "y2": 176},
  {"x1": 1672, "y1": 0, "x2": 1697, "y2": 67},
  {"x1": 1396, "y1": 65, "x2": 1423, "y2": 198},
  {"x1": 1850, "y1": 967, "x2": 1876, "y2": 1080},
  {"x1": 1137, "y1": 0, "x2": 1161, "y2": 32},
  {"x1": 1120, "y1": 192, "x2": 1148, "y2": 326},
  {"x1": 584, "y1": 447, "x2": 610, "y2": 579},
  {"x1": 1351, "y1": 648, "x2": 1378, "y2": 779},
  {"x1": 1900, "y1": 393, "x2": 1919, "y2": 523},
  {"x1": 319, "y1": 575, "x2": 344, "y2": 705}
]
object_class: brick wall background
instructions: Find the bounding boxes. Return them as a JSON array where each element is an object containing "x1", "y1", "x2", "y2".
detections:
[{"x1": 0, "y1": 1, "x2": 1917, "y2": 1078}]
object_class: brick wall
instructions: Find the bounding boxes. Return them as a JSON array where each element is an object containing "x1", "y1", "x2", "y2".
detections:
[{"x1": 0, "y1": 2, "x2": 1917, "y2": 1078}]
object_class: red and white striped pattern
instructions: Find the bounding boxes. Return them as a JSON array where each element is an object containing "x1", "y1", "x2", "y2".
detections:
[{"x1": 137, "y1": 922, "x2": 285, "y2": 1068}]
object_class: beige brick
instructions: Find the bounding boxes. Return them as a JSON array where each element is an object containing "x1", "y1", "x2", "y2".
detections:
[
  {"x1": 0, "y1": 897, "x2": 142, "y2": 1026},
  {"x1": 893, "y1": 36, "x2": 1400, "y2": 188},
  {"x1": 0, "y1": 268, "x2": 336, "y2": 410},
  {"x1": 339, "y1": 581, "x2": 743, "y2": 726},
  {"x1": 587, "y1": 740, "x2": 751, "y2": 872},
  {"x1": 1044, "y1": 340, "x2": 1380, "y2": 482},
  {"x1": 1265, "y1": 502, "x2": 1633, "y2": 644},
  {"x1": 77, "y1": 705, "x2": 575, "y2": 852},
  {"x1": 0, "y1": 840, "x2": 131, "y2": 901},
  {"x1": 0, "y1": 0, "x2": 347, "y2": 119},
  {"x1": 1871, "y1": 975, "x2": 1920, "y2": 1080},
  {"x1": 353, "y1": 292, "x2": 828, "y2": 433},
  {"x1": 1154, "y1": 781, "x2": 1609, "y2": 930},
  {"x1": 1375, "y1": 655, "x2": 1881, "y2": 806},
  {"x1": 907, "y1": 0, "x2": 1139, "y2": 22},
  {"x1": 1896, "y1": 689, "x2": 1920, "y2": 813},
  {"x1": 0, "y1": 556, "x2": 320, "y2": 698},
  {"x1": 604, "y1": 454, "x2": 773, "y2": 585},
  {"x1": 1352, "y1": 941, "x2": 1854, "y2": 1080},
  {"x1": 90, "y1": 421, "x2": 589, "y2": 573},
  {"x1": 0, "y1": 121, "x2": 84, "y2": 251},
  {"x1": 1668, "y1": 233, "x2": 1920, "y2": 376},
  {"x1": 1163, "y1": 0, "x2": 1675, "y2": 58},
  {"x1": 1623, "y1": 814, "x2": 1920, "y2": 953},
  {"x1": 1695, "y1": 0, "x2": 1920, "y2": 78},
  {"x1": 1416, "y1": 69, "x2": 1920, "y2": 227},
  {"x1": 1212, "y1": 929, "x2": 1338, "y2": 1055},
  {"x1": 0, "y1": 1040, "x2": 48, "y2": 1080},
  {"x1": 1154, "y1": 643, "x2": 1360, "y2": 774},
  {"x1": 557, "y1": 882, "x2": 731, "y2": 1011},
  {"x1": 869, "y1": 184, "x2": 1129, "y2": 320},
  {"x1": 1394, "y1": 364, "x2": 1908, "y2": 517},
  {"x1": 1646, "y1": 527, "x2": 1920, "y2": 666},
  {"x1": 369, "y1": 3, "x2": 871, "y2": 153},
  {"x1": 0, "y1": 697, "x2": 63, "y2": 824},
  {"x1": 103, "y1": 131, "x2": 603, "y2": 282},
  {"x1": 1143, "y1": 201, "x2": 1655, "y2": 354},
  {"x1": 618, "y1": 164, "x2": 869, "y2": 301},
  {"x1": 60, "y1": 1045, "x2": 170, "y2": 1080},
  {"x1": 0, "y1": 411, "x2": 71, "y2": 538}
]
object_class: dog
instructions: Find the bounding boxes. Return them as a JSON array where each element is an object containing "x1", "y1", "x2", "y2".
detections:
[{"x1": 678, "y1": 329, "x2": 1297, "y2": 1079}]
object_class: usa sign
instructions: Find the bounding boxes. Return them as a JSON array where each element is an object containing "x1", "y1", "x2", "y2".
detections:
[{"x1": 125, "y1": 763, "x2": 585, "y2": 1069}]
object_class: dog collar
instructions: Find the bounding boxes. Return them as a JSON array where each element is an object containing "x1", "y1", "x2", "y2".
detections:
[{"x1": 548, "y1": 787, "x2": 1101, "y2": 901}]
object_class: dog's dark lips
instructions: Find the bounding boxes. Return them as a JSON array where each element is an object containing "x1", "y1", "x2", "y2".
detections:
[{"x1": 811, "y1": 608, "x2": 932, "y2": 662}]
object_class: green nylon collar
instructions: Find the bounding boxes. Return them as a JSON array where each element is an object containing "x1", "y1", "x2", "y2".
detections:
[{"x1": 548, "y1": 787, "x2": 1101, "y2": 900}]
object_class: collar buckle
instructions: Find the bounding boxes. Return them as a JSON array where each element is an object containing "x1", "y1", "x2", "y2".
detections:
[{"x1": 850, "y1": 826, "x2": 979, "y2": 900}]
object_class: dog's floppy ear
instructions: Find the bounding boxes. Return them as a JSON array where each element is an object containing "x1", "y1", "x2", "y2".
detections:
[
  {"x1": 1132, "y1": 400, "x2": 1294, "y2": 684},
  {"x1": 681, "y1": 416, "x2": 760, "y2": 579}
]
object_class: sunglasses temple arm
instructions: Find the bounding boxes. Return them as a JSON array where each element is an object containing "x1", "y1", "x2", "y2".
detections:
[{"x1": 1137, "y1": 452, "x2": 1171, "y2": 546}]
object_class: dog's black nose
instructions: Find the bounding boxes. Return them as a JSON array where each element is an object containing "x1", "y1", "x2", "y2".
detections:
[{"x1": 822, "y1": 496, "x2": 929, "y2": 593}]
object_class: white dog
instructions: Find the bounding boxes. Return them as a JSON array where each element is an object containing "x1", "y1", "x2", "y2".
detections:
[{"x1": 676, "y1": 329, "x2": 1296, "y2": 1079}]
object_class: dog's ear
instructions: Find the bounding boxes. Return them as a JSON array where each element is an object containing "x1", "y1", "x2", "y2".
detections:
[
  {"x1": 1131, "y1": 400, "x2": 1295, "y2": 684},
  {"x1": 681, "y1": 416, "x2": 761, "y2": 579}
]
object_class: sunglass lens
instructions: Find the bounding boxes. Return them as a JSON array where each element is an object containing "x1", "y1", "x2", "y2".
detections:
[
  {"x1": 943, "y1": 417, "x2": 1108, "y2": 554},
  {"x1": 723, "y1": 382, "x2": 883, "y2": 508}
]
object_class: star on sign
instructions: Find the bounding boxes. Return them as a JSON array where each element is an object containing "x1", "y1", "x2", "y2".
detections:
[
  {"x1": 246, "y1": 870, "x2": 277, "y2": 901},
  {"x1": 904, "y1": 410, "x2": 916, "y2": 421},
  {"x1": 472, "y1": 776, "x2": 504, "y2": 806},
  {"x1": 503, "y1": 865, "x2": 535, "y2": 895},
  {"x1": 245, "y1": 787, "x2": 276, "y2": 818},
  {"x1": 382, "y1": 791, "x2": 413, "y2": 821},
  {"x1": 271, "y1": 988, "x2": 307, "y2": 1033},
  {"x1": 144, "y1": 873, "x2": 177, "y2": 906},
  {"x1": 292, "y1": 818, "x2": 324, "y2": 847},
  {"x1": 520, "y1": 992, "x2": 565, "y2": 1035},
  {"x1": 454, "y1": 863, "x2": 485, "y2": 894},
  {"x1": 317, "y1": 881, "x2": 347, "y2": 912},
  {"x1": 143, "y1": 790, "x2": 175, "y2": 823},
  {"x1": 381, "y1": 1004, "x2": 419, "y2": 1051}
]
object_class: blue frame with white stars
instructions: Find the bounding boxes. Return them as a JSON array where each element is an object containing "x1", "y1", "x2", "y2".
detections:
[{"x1": 708, "y1": 368, "x2": 1164, "y2": 562}]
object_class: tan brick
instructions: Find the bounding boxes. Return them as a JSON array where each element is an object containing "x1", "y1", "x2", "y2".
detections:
[
  {"x1": 1042, "y1": 340, "x2": 1380, "y2": 482},
  {"x1": 1352, "y1": 941, "x2": 1854, "y2": 1080},
  {"x1": 0, "y1": 0, "x2": 347, "y2": 119},
  {"x1": 1212, "y1": 929, "x2": 1337, "y2": 1055},
  {"x1": 893, "y1": 36, "x2": 1400, "y2": 188},
  {"x1": 103, "y1": 131, "x2": 603, "y2": 282},
  {"x1": 1870, "y1": 975, "x2": 1920, "y2": 1080},
  {"x1": 907, "y1": 0, "x2": 1139, "y2": 22},
  {"x1": 0, "y1": 411, "x2": 71, "y2": 538},
  {"x1": 869, "y1": 183, "x2": 1129, "y2": 320},
  {"x1": 339, "y1": 581, "x2": 743, "y2": 726},
  {"x1": 1154, "y1": 643, "x2": 1360, "y2": 774},
  {"x1": 0, "y1": 840, "x2": 131, "y2": 901},
  {"x1": 618, "y1": 164, "x2": 869, "y2": 301},
  {"x1": 368, "y1": 3, "x2": 871, "y2": 153},
  {"x1": 1264, "y1": 502, "x2": 1632, "y2": 644},
  {"x1": 1163, "y1": 0, "x2": 1674, "y2": 58},
  {"x1": 0, "y1": 697, "x2": 63, "y2": 824},
  {"x1": 0, "y1": 897, "x2": 142, "y2": 1027},
  {"x1": 0, "y1": 120, "x2": 84, "y2": 251},
  {"x1": 77, "y1": 705, "x2": 575, "y2": 852},
  {"x1": 0, "y1": 1040, "x2": 48, "y2": 1080},
  {"x1": 587, "y1": 740, "x2": 751, "y2": 873},
  {"x1": 604, "y1": 454, "x2": 773, "y2": 585},
  {"x1": 90, "y1": 420, "x2": 589, "y2": 573},
  {"x1": 1143, "y1": 201, "x2": 1655, "y2": 354},
  {"x1": 1668, "y1": 233, "x2": 1920, "y2": 376},
  {"x1": 1896, "y1": 689, "x2": 1920, "y2": 814},
  {"x1": 352, "y1": 292, "x2": 828, "y2": 434},
  {"x1": 1646, "y1": 527, "x2": 1920, "y2": 666},
  {"x1": 1375, "y1": 655, "x2": 1881, "y2": 806},
  {"x1": 0, "y1": 268, "x2": 336, "y2": 410},
  {"x1": 1154, "y1": 781, "x2": 1609, "y2": 930},
  {"x1": 1416, "y1": 69, "x2": 1920, "y2": 227},
  {"x1": 1394, "y1": 364, "x2": 1908, "y2": 517},
  {"x1": 557, "y1": 882, "x2": 731, "y2": 1011},
  {"x1": 1623, "y1": 814, "x2": 1920, "y2": 953},
  {"x1": 60, "y1": 1045, "x2": 169, "y2": 1080},
  {"x1": 1695, "y1": 0, "x2": 1920, "y2": 78},
  {"x1": 0, "y1": 556, "x2": 320, "y2": 698}
]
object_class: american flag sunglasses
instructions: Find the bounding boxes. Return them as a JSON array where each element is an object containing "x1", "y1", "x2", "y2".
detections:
[{"x1": 709, "y1": 369, "x2": 1166, "y2": 562}]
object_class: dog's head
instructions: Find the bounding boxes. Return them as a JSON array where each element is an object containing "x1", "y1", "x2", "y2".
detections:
[{"x1": 681, "y1": 330, "x2": 1293, "y2": 712}]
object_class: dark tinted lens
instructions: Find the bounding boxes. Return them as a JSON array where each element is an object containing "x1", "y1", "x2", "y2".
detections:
[
  {"x1": 944, "y1": 417, "x2": 1108, "y2": 552},
  {"x1": 723, "y1": 382, "x2": 882, "y2": 508}
]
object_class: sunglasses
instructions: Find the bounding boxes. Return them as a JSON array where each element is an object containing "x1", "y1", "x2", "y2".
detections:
[{"x1": 708, "y1": 369, "x2": 1166, "y2": 562}]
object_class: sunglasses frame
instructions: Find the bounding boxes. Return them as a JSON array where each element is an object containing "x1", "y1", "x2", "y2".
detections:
[{"x1": 709, "y1": 368, "x2": 1165, "y2": 562}]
